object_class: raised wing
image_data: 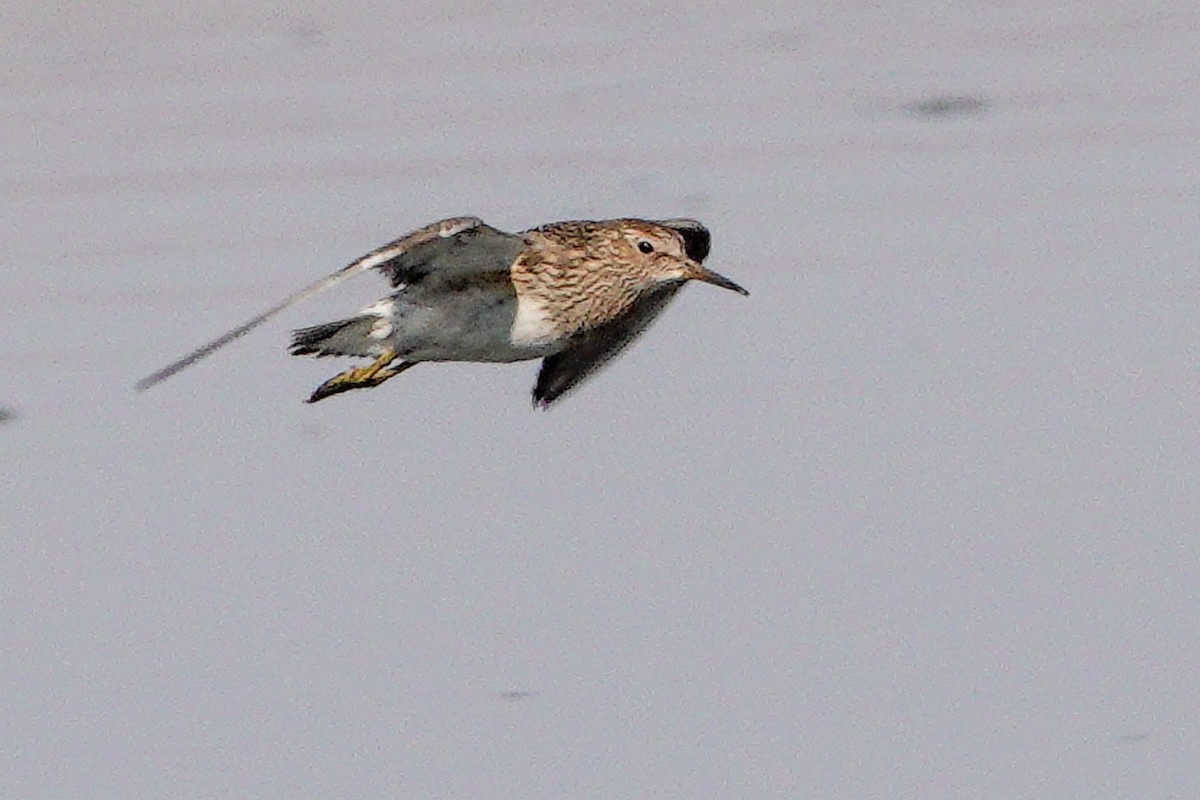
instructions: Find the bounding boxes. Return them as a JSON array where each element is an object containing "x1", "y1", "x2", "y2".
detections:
[
  {"x1": 655, "y1": 218, "x2": 711, "y2": 263},
  {"x1": 532, "y1": 283, "x2": 683, "y2": 408},
  {"x1": 136, "y1": 216, "x2": 523, "y2": 391}
]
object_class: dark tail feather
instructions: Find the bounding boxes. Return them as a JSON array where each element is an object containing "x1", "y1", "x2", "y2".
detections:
[{"x1": 290, "y1": 318, "x2": 363, "y2": 357}]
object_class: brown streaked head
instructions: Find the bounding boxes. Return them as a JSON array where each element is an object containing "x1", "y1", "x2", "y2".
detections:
[{"x1": 616, "y1": 219, "x2": 749, "y2": 297}]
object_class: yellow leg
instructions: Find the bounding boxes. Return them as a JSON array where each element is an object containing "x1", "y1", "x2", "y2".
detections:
[{"x1": 306, "y1": 351, "x2": 416, "y2": 403}]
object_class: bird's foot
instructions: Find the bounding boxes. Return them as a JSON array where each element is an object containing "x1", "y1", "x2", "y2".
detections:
[{"x1": 306, "y1": 352, "x2": 412, "y2": 403}]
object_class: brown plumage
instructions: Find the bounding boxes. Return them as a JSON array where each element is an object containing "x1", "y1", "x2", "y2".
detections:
[{"x1": 136, "y1": 216, "x2": 748, "y2": 407}]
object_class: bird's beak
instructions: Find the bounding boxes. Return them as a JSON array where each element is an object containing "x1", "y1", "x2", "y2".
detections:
[{"x1": 687, "y1": 263, "x2": 749, "y2": 296}]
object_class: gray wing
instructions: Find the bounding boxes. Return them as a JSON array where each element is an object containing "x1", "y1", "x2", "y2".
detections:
[
  {"x1": 136, "y1": 216, "x2": 523, "y2": 391},
  {"x1": 532, "y1": 283, "x2": 683, "y2": 408},
  {"x1": 374, "y1": 218, "x2": 525, "y2": 288}
]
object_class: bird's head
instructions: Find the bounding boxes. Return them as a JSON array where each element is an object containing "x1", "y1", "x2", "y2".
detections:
[{"x1": 618, "y1": 219, "x2": 749, "y2": 297}]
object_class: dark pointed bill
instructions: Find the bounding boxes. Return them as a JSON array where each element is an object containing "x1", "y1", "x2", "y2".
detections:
[{"x1": 691, "y1": 266, "x2": 749, "y2": 296}]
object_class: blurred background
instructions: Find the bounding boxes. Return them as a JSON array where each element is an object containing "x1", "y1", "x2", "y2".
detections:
[{"x1": 3, "y1": 2, "x2": 1198, "y2": 797}]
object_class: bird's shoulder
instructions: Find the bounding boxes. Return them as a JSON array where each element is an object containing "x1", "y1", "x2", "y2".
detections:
[
  {"x1": 523, "y1": 219, "x2": 607, "y2": 239},
  {"x1": 369, "y1": 216, "x2": 527, "y2": 288}
]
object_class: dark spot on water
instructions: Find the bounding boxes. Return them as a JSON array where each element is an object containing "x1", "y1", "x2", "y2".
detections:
[
  {"x1": 1114, "y1": 731, "x2": 1150, "y2": 743},
  {"x1": 0, "y1": 407, "x2": 16, "y2": 425},
  {"x1": 907, "y1": 95, "x2": 990, "y2": 119},
  {"x1": 758, "y1": 29, "x2": 805, "y2": 53},
  {"x1": 286, "y1": 18, "x2": 328, "y2": 49},
  {"x1": 499, "y1": 690, "x2": 534, "y2": 702}
]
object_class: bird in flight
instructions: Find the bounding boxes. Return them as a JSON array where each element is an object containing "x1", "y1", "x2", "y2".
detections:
[{"x1": 136, "y1": 216, "x2": 748, "y2": 407}]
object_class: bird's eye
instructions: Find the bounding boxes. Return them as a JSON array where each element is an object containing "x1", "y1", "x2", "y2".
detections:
[{"x1": 638, "y1": 241, "x2": 654, "y2": 254}]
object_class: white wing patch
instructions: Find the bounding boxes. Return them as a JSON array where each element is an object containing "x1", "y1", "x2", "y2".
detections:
[
  {"x1": 361, "y1": 299, "x2": 395, "y2": 317},
  {"x1": 509, "y1": 295, "x2": 558, "y2": 347},
  {"x1": 361, "y1": 299, "x2": 396, "y2": 339}
]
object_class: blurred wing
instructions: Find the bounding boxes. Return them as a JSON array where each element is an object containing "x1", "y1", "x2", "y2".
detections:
[
  {"x1": 532, "y1": 283, "x2": 683, "y2": 408},
  {"x1": 136, "y1": 216, "x2": 522, "y2": 391}
]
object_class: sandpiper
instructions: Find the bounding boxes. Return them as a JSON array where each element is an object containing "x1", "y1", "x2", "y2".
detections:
[{"x1": 137, "y1": 216, "x2": 749, "y2": 407}]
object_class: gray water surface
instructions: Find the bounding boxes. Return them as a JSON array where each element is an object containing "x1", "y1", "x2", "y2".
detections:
[{"x1": 3, "y1": 2, "x2": 1198, "y2": 797}]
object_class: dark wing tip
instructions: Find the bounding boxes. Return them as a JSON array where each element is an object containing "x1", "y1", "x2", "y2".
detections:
[
  {"x1": 531, "y1": 361, "x2": 562, "y2": 409},
  {"x1": 657, "y1": 218, "x2": 711, "y2": 263}
]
